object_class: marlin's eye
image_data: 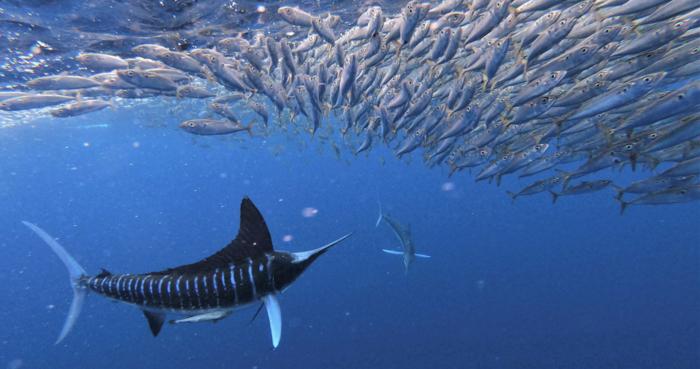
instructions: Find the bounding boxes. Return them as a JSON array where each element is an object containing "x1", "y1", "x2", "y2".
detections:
[
  {"x1": 649, "y1": 133, "x2": 657, "y2": 139},
  {"x1": 625, "y1": 144, "x2": 633, "y2": 150},
  {"x1": 644, "y1": 77, "x2": 650, "y2": 82},
  {"x1": 188, "y1": 122, "x2": 196, "y2": 127}
]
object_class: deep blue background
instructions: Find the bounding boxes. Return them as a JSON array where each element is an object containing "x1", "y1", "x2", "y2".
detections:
[{"x1": 0, "y1": 106, "x2": 698, "y2": 369}]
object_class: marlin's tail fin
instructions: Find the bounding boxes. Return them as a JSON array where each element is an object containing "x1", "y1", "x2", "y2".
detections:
[{"x1": 22, "y1": 221, "x2": 87, "y2": 344}]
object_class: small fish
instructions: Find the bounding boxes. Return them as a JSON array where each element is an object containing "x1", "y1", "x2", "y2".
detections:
[
  {"x1": 76, "y1": 53, "x2": 128, "y2": 71},
  {"x1": 619, "y1": 185, "x2": 700, "y2": 214},
  {"x1": 550, "y1": 180, "x2": 614, "y2": 203},
  {"x1": 0, "y1": 94, "x2": 74, "y2": 111},
  {"x1": 180, "y1": 118, "x2": 253, "y2": 136},
  {"x1": 116, "y1": 70, "x2": 178, "y2": 91},
  {"x1": 50, "y1": 100, "x2": 111, "y2": 118},
  {"x1": 277, "y1": 6, "x2": 315, "y2": 27},
  {"x1": 27, "y1": 76, "x2": 100, "y2": 90}
]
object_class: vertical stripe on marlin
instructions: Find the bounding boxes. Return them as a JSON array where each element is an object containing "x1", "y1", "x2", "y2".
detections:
[
  {"x1": 184, "y1": 278, "x2": 192, "y2": 309},
  {"x1": 106, "y1": 275, "x2": 114, "y2": 297},
  {"x1": 248, "y1": 259, "x2": 258, "y2": 299},
  {"x1": 148, "y1": 277, "x2": 156, "y2": 306},
  {"x1": 134, "y1": 276, "x2": 143, "y2": 304},
  {"x1": 142, "y1": 276, "x2": 151, "y2": 306},
  {"x1": 115, "y1": 275, "x2": 125, "y2": 300},
  {"x1": 213, "y1": 268, "x2": 221, "y2": 308},
  {"x1": 229, "y1": 264, "x2": 238, "y2": 304},
  {"x1": 236, "y1": 261, "x2": 253, "y2": 303},
  {"x1": 193, "y1": 276, "x2": 201, "y2": 309},
  {"x1": 166, "y1": 276, "x2": 173, "y2": 308},
  {"x1": 175, "y1": 275, "x2": 184, "y2": 310},
  {"x1": 201, "y1": 274, "x2": 209, "y2": 308},
  {"x1": 157, "y1": 276, "x2": 166, "y2": 308},
  {"x1": 99, "y1": 277, "x2": 109, "y2": 294},
  {"x1": 126, "y1": 277, "x2": 136, "y2": 302}
]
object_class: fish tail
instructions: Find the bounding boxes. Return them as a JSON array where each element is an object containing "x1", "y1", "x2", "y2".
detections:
[
  {"x1": 549, "y1": 191, "x2": 559, "y2": 204},
  {"x1": 246, "y1": 120, "x2": 256, "y2": 137},
  {"x1": 619, "y1": 200, "x2": 629, "y2": 216},
  {"x1": 506, "y1": 191, "x2": 517, "y2": 204},
  {"x1": 22, "y1": 221, "x2": 87, "y2": 344}
]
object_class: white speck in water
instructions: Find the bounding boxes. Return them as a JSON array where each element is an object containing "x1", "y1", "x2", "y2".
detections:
[
  {"x1": 441, "y1": 182, "x2": 456, "y2": 192},
  {"x1": 301, "y1": 207, "x2": 318, "y2": 218},
  {"x1": 282, "y1": 234, "x2": 293, "y2": 242},
  {"x1": 83, "y1": 142, "x2": 90, "y2": 148},
  {"x1": 132, "y1": 141, "x2": 140, "y2": 148},
  {"x1": 256, "y1": 5, "x2": 266, "y2": 13},
  {"x1": 46, "y1": 304, "x2": 55, "y2": 310}
]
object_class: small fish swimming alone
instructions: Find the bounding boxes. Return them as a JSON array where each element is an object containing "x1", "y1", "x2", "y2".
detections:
[
  {"x1": 23, "y1": 198, "x2": 352, "y2": 347},
  {"x1": 375, "y1": 202, "x2": 430, "y2": 272}
]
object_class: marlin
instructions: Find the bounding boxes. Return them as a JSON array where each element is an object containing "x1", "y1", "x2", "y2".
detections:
[
  {"x1": 22, "y1": 197, "x2": 351, "y2": 348},
  {"x1": 375, "y1": 203, "x2": 430, "y2": 272}
]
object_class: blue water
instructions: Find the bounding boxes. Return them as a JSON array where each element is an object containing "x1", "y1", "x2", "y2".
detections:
[{"x1": 0, "y1": 106, "x2": 698, "y2": 368}]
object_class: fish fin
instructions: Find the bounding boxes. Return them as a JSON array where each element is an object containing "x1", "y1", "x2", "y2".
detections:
[
  {"x1": 154, "y1": 198, "x2": 273, "y2": 273},
  {"x1": 381, "y1": 249, "x2": 404, "y2": 256},
  {"x1": 22, "y1": 221, "x2": 87, "y2": 344},
  {"x1": 415, "y1": 253, "x2": 431, "y2": 259},
  {"x1": 618, "y1": 199, "x2": 629, "y2": 215},
  {"x1": 246, "y1": 119, "x2": 256, "y2": 137},
  {"x1": 375, "y1": 200, "x2": 384, "y2": 227},
  {"x1": 143, "y1": 311, "x2": 166, "y2": 337},
  {"x1": 506, "y1": 191, "x2": 517, "y2": 203},
  {"x1": 263, "y1": 295, "x2": 282, "y2": 349},
  {"x1": 549, "y1": 191, "x2": 559, "y2": 204},
  {"x1": 249, "y1": 303, "x2": 265, "y2": 325},
  {"x1": 169, "y1": 311, "x2": 230, "y2": 324}
]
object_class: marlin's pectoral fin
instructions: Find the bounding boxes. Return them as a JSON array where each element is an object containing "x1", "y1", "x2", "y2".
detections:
[
  {"x1": 381, "y1": 249, "x2": 404, "y2": 256},
  {"x1": 263, "y1": 294, "x2": 282, "y2": 349},
  {"x1": 415, "y1": 253, "x2": 431, "y2": 259},
  {"x1": 143, "y1": 311, "x2": 166, "y2": 337},
  {"x1": 169, "y1": 311, "x2": 231, "y2": 324}
]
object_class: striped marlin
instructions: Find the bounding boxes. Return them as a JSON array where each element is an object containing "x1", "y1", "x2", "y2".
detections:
[
  {"x1": 375, "y1": 203, "x2": 430, "y2": 272},
  {"x1": 22, "y1": 197, "x2": 351, "y2": 348}
]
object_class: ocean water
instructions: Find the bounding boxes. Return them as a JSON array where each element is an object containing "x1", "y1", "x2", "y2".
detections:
[{"x1": 1, "y1": 1, "x2": 700, "y2": 369}]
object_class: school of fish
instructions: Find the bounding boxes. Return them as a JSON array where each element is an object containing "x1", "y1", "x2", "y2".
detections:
[{"x1": 1, "y1": 0, "x2": 700, "y2": 213}]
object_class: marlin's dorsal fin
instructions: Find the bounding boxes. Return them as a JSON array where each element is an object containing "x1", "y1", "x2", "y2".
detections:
[
  {"x1": 96, "y1": 268, "x2": 112, "y2": 278},
  {"x1": 153, "y1": 197, "x2": 274, "y2": 274}
]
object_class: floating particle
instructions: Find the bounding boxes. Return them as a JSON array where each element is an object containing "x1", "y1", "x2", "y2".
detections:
[
  {"x1": 441, "y1": 182, "x2": 456, "y2": 192},
  {"x1": 301, "y1": 207, "x2": 318, "y2": 218},
  {"x1": 282, "y1": 234, "x2": 293, "y2": 242}
]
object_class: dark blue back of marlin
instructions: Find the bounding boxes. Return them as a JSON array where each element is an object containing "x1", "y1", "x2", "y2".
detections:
[{"x1": 23, "y1": 198, "x2": 351, "y2": 348}]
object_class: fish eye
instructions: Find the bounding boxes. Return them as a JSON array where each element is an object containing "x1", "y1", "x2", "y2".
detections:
[
  {"x1": 644, "y1": 77, "x2": 650, "y2": 82},
  {"x1": 625, "y1": 144, "x2": 632, "y2": 150},
  {"x1": 677, "y1": 94, "x2": 684, "y2": 100},
  {"x1": 188, "y1": 122, "x2": 196, "y2": 127},
  {"x1": 649, "y1": 133, "x2": 657, "y2": 139},
  {"x1": 581, "y1": 47, "x2": 588, "y2": 52},
  {"x1": 550, "y1": 74, "x2": 556, "y2": 79},
  {"x1": 127, "y1": 71, "x2": 134, "y2": 76}
]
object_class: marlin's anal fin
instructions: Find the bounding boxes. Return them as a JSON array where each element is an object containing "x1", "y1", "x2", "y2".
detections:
[
  {"x1": 169, "y1": 311, "x2": 231, "y2": 324},
  {"x1": 381, "y1": 249, "x2": 404, "y2": 255},
  {"x1": 263, "y1": 294, "x2": 282, "y2": 349},
  {"x1": 143, "y1": 311, "x2": 166, "y2": 337}
]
